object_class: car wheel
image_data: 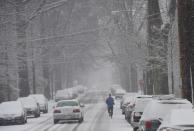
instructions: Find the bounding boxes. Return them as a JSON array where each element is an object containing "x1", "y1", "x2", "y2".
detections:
[
  {"x1": 78, "y1": 117, "x2": 84, "y2": 123},
  {"x1": 54, "y1": 119, "x2": 59, "y2": 124},
  {"x1": 20, "y1": 116, "x2": 26, "y2": 124},
  {"x1": 133, "y1": 127, "x2": 138, "y2": 131},
  {"x1": 34, "y1": 112, "x2": 40, "y2": 118},
  {"x1": 25, "y1": 117, "x2": 27, "y2": 123},
  {"x1": 43, "y1": 107, "x2": 48, "y2": 114}
]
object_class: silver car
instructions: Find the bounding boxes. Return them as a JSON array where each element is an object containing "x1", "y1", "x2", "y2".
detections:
[
  {"x1": 29, "y1": 94, "x2": 48, "y2": 113},
  {"x1": 53, "y1": 99, "x2": 84, "y2": 124},
  {"x1": 17, "y1": 97, "x2": 40, "y2": 118}
]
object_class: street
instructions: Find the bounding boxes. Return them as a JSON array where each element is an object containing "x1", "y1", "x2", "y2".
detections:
[{"x1": 0, "y1": 92, "x2": 132, "y2": 131}]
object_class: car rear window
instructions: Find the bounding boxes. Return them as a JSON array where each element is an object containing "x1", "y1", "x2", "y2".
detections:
[{"x1": 57, "y1": 101, "x2": 78, "y2": 107}]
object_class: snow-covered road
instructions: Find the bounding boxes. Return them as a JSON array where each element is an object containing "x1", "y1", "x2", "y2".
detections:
[{"x1": 0, "y1": 92, "x2": 132, "y2": 131}]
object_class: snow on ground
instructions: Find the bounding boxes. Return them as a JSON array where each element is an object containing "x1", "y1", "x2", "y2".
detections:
[
  {"x1": 0, "y1": 95, "x2": 133, "y2": 131},
  {"x1": 76, "y1": 99, "x2": 133, "y2": 131}
]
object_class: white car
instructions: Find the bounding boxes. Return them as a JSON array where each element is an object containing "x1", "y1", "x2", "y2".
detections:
[
  {"x1": 0, "y1": 101, "x2": 27, "y2": 125},
  {"x1": 157, "y1": 109, "x2": 194, "y2": 131},
  {"x1": 53, "y1": 99, "x2": 84, "y2": 124},
  {"x1": 138, "y1": 98, "x2": 193, "y2": 131},
  {"x1": 17, "y1": 97, "x2": 40, "y2": 117},
  {"x1": 29, "y1": 94, "x2": 48, "y2": 113},
  {"x1": 130, "y1": 95, "x2": 152, "y2": 130}
]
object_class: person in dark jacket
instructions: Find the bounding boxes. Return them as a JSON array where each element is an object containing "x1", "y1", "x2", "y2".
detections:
[{"x1": 106, "y1": 94, "x2": 115, "y2": 118}]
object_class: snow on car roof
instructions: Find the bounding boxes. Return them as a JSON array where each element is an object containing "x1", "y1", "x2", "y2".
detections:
[
  {"x1": 165, "y1": 109, "x2": 194, "y2": 126},
  {"x1": 140, "y1": 99, "x2": 192, "y2": 121},
  {"x1": 17, "y1": 97, "x2": 37, "y2": 107},
  {"x1": 0, "y1": 101, "x2": 23, "y2": 112}
]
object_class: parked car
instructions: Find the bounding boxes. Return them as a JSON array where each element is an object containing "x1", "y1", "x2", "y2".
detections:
[
  {"x1": 130, "y1": 95, "x2": 152, "y2": 130},
  {"x1": 121, "y1": 96, "x2": 135, "y2": 115},
  {"x1": 157, "y1": 109, "x2": 194, "y2": 131},
  {"x1": 29, "y1": 94, "x2": 48, "y2": 113},
  {"x1": 138, "y1": 98, "x2": 193, "y2": 131},
  {"x1": 53, "y1": 99, "x2": 84, "y2": 124},
  {"x1": 120, "y1": 92, "x2": 137, "y2": 109},
  {"x1": 121, "y1": 93, "x2": 137, "y2": 115},
  {"x1": 17, "y1": 97, "x2": 40, "y2": 118},
  {"x1": 0, "y1": 101, "x2": 27, "y2": 125}
]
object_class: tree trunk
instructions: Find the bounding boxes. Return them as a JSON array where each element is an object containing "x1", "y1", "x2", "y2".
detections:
[
  {"x1": 177, "y1": 0, "x2": 194, "y2": 102},
  {"x1": 15, "y1": 0, "x2": 30, "y2": 97}
]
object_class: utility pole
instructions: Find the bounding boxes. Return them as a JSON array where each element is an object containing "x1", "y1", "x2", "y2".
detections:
[{"x1": 32, "y1": 44, "x2": 36, "y2": 94}]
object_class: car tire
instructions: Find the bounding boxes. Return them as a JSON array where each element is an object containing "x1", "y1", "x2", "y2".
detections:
[
  {"x1": 78, "y1": 117, "x2": 84, "y2": 123},
  {"x1": 54, "y1": 119, "x2": 59, "y2": 124},
  {"x1": 43, "y1": 107, "x2": 48, "y2": 114},
  {"x1": 34, "y1": 112, "x2": 40, "y2": 118},
  {"x1": 20, "y1": 116, "x2": 26, "y2": 124},
  {"x1": 133, "y1": 127, "x2": 138, "y2": 131}
]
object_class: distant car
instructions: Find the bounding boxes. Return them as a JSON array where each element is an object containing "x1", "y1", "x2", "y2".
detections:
[
  {"x1": 115, "y1": 89, "x2": 125, "y2": 99},
  {"x1": 29, "y1": 94, "x2": 48, "y2": 113},
  {"x1": 157, "y1": 109, "x2": 194, "y2": 131},
  {"x1": 138, "y1": 98, "x2": 193, "y2": 131},
  {"x1": 17, "y1": 97, "x2": 40, "y2": 118},
  {"x1": 0, "y1": 101, "x2": 27, "y2": 125},
  {"x1": 55, "y1": 89, "x2": 77, "y2": 102},
  {"x1": 53, "y1": 99, "x2": 84, "y2": 124},
  {"x1": 130, "y1": 95, "x2": 152, "y2": 130}
]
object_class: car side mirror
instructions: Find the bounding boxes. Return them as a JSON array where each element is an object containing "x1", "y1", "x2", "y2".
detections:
[{"x1": 80, "y1": 103, "x2": 85, "y2": 108}]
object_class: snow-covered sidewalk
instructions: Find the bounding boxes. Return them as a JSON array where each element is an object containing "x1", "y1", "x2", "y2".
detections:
[{"x1": 109, "y1": 100, "x2": 133, "y2": 131}]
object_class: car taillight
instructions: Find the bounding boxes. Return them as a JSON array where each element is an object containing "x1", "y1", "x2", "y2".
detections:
[
  {"x1": 54, "y1": 109, "x2": 61, "y2": 113},
  {"x1": 73, "y1": 109, "x2": 80, "y2": 113},
  {"x1": 145, "y1": 121, "x2": 152, "y2": 129}
]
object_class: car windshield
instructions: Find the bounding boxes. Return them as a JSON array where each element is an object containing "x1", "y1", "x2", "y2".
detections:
[
  {"x1": 57, "y1": 101, "x2": 79, "y2": 107},
  {"x1": 141, "y1": 100, "x2": 192, "y2": 120}
]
